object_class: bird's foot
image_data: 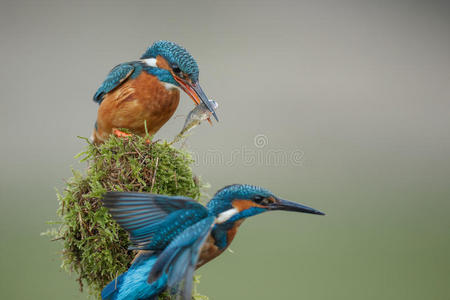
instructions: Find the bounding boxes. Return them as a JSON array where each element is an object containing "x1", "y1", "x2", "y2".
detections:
[{"x1": 113, "y1": 129, "x2": 132, "y2": 139}]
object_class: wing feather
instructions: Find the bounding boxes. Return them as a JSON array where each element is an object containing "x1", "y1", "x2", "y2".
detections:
[
  {"x1": 102, "y1": 192, "x2": 209, "y2": 250},
  {"x1": 93, "y1": 63, "x2": 135, "y2": 104},
  {"x1": 147, "y1": 216, "x2": 215, "y2": 300}
]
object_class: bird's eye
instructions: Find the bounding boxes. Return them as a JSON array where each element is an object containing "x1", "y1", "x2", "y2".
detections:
[
  {"x1": 172, "y1": 66, "x2": 181, "y2": 74},
  {"x1": 253, "y1": 195, "x2": 274, "y2": 206},
  {"x1": 253, "y1": 195, "x2": 265, "y2": 204}
]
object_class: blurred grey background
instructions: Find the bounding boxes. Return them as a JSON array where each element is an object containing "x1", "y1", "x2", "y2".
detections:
[{"x1": 1, "y1": 0, "x2": 449, "y2": 299}]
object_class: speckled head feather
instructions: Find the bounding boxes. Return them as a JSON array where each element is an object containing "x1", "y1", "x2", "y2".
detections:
[
  {"x1": 141, "y1": 40, "x2": 200, "y2": 82},
  {"x1": 213, "y1": 184, "x2": 274, "y2": 199},
  {"x1": 206, "y1": 184, "x2": 274, "y2": 215}
]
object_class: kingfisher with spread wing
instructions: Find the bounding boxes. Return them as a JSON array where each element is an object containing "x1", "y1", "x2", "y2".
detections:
[
  {"x1": 101, "y1": 184, "x2": 325, "y2": 300},
  {"x1": 91, "y1": 40, "x2": 218, "y2": 144}
]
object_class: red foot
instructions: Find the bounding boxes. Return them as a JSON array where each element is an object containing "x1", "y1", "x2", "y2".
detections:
[{"x1": 113, "y1": 129, "x2": 132, "y2": 138}]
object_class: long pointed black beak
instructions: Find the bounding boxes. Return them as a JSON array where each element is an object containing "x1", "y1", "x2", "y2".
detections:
[
  {"x1": 191, "y1": 82, "x2": 219, "y2": 121},
  {"x1": 271, "y1": 198, "x2": 325, "y2": 215}
]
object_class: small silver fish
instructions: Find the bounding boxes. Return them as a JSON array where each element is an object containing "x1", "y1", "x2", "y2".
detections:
[{"x1": 171, "y1": 99, "x2": 219, "y2": 144}]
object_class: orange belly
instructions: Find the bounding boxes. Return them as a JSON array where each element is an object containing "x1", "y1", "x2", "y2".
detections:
[
  {"x1": 196, "y1": 235, "x2": 224, "y2": 268},
  {"x1": 93, "y1": 72, "x2": 180, "y2": 144},
  {"x1": 196, "y1": 220, "x2": 244, "y2": 268}
]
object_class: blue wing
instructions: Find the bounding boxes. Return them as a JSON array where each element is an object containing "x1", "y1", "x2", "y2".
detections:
[
  {"x1": 102, "y1": 192, "x2": 209, "y2": 250},
  {"x1": 93, "y1": 63, "x2": 136, "y2": 104},
  {"x1": 147, "y1": 216, "x2": 215, "y2": 300}
]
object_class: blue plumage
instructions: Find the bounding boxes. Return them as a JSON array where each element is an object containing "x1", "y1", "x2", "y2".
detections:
[
  {"x1": 101, "y1": 185, "x2": 324, "y2": 300},
  {"x1": 91, "y1": 40, "x2": 218, "y2": 140},
  {"x1": 93, "y1": 40, "x2": 201, "y2": 105},
  {"x1": 141, "y1": 40, "x2": 200, "y2": 82},
  {"x1": 101, "y1": 272, "x2": 125, "y2": 300},
  {"x1": 102, "y1": 252, "x2": 164, "y2": 300},
  {"x1": 92, "y1": 61, "x2": 176, "y2": 105},
  {"x1": 93, "y1": 63, "x2": 137, "y2": 104},
  {"x1": 148, "y1": 216, "x2": 215, "y2": 299},
  {"x1": 103, "y1": 192, "x2": 209, "y2": 250},
  {"x1": 206, "y1": 184, "x2": 273, "y2": 217}
]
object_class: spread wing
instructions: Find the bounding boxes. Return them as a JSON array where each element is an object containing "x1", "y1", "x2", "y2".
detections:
[
  {"x1": 147, "y1": 216, "x2": 216, "y2": 300},
  {"x1": 102, "y1": 192, "x2": 209, "y2": 250},
  {"x1": 93, "y1": 63, "x2": 135, "y2": 104}
]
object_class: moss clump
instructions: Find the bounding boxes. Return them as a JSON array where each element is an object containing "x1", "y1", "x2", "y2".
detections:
[{"x1": 49, "y1": 135, "x2": 207, "y2": 299}]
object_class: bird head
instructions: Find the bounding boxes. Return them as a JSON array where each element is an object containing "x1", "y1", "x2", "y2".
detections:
[
  {"x1": 207, "y1": 184, "x2": 325, "y2": 225},
  {"x1": 141, "y1": 40, "x2": 218, "y2": 121}
]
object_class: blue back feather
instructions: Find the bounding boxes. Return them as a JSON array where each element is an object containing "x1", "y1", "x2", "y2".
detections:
[
  {"x1": 93, "y1": 60, "x2": 177, "y2": 105},
  {"x1": 94, "y1": 40, "x2": 198, "y2": 105}
]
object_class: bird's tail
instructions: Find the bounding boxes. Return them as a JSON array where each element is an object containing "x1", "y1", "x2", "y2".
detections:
[
  {"x1": 101, "y1": 252, "x2": 164, "y2": 300},
  {"x1": 101, "y1": 272, "x2": 125, "y2": 300}
]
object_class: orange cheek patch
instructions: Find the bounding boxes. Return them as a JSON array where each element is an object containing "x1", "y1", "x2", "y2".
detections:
[
  {"x1": 232, "y1": 199, "x2": 265, "y2": 211},
  {"x1": 156, "y1": 55, "x2": 171, "y2": 70}
]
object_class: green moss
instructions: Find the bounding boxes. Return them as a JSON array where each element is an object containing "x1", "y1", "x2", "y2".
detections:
[{"x1": 48, "y1": 135, "x2": 207, "y2": 299}]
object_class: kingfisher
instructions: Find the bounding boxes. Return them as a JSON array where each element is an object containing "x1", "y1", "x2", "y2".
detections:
[
  {"x1": 91, "y1": 40, "x2": 218, "y2": 144},
  {"x1": 101, "y1": 184, "x2": 325, "y2": 300}
]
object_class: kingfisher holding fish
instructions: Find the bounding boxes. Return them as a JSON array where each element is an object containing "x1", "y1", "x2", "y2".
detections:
[
  {"x1": 101, "y1": 184, "x2": 325, "y2": 300},
  {"x1": 91, "y1": 40, "x2": 218, "y2": 144}
]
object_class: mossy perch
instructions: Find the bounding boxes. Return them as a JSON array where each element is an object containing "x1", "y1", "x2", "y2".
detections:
[{"x1": 49, "y1": 135, "x2": 208, "y2": 299}]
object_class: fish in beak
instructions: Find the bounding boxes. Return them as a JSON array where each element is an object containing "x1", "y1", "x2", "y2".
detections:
[{"x1": 172, "y1": 75, "x2": 219, "y2": 122}]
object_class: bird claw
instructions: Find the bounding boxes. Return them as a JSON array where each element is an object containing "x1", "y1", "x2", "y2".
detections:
[{"x1": 113, "y1": 129, "x2": 132, "y2": 139}]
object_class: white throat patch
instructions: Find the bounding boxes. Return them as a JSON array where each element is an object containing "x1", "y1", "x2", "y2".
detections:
[
  {"x1": 143, "y1": 58, "x2": 157, "y2": 67},
  {"x1": 163, "y1": 82, "x2": 179, "y2": 91},
  {"x1": 142, "y1": 58, "x2": 179, "y2": 91},
  {"x1": 216, "y1": 208, "x2": 239, "y2": 224}
]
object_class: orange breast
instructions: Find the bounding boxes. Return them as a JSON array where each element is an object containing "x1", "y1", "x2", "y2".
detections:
[
  {"x1": 93, "y1": 72, "x2": 180, "y2": 143},
  {"x1": 197, "y1": 235, "x2": 223, "y2": 268},
  {"x1": 196, "y1": 220, "x2": 244, "y2": 268}
]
